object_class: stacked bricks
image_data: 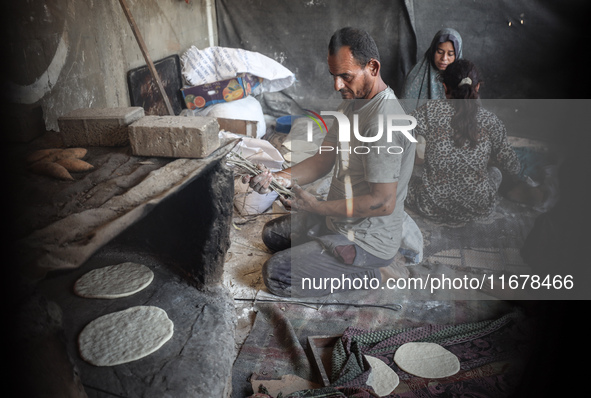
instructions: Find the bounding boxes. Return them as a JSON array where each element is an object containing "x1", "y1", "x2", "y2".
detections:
[
  {"x1": 58, "y1": 107, "x2": 145, "y2": 147},
  {"x1": 128, "y1": 115, "x2": 220, "y2": 158}
]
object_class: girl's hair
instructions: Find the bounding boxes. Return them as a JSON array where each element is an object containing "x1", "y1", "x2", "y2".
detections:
[{"x1": 439, "y1": 59, "x2": 482, "y2": 148}]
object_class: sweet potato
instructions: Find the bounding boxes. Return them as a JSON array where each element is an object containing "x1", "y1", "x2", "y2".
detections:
[
  {"x1": 28, "y1": 161, "x2": 74, "y2": 180},
  {"x1": 60, "y1": 147, "x2": 87, "y2": 160},
  {"x1": 55, "y1": 158, "x2": 94, "y2": 172},
  {"x1": 25, "y1": 148, "x2": 63, "y2": 164},
  {"x1": 27, "y1": 147, "x2": 88, "y2": 164}
]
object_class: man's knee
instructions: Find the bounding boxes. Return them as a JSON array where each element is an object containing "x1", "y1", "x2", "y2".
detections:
[
  {"x1": 262, "y1": 251, "x2": 292, "y2": 297},
  {"x1": 262, "y1": 215, "x2": 292, "y2": 253}
]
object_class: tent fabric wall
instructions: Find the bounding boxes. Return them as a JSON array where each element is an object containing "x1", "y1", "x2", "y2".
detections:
[
  {"x1": 215, "y1": 0, "x2": 417, "y2": 109},
  {"x1": 215, "y1": 0, "x2": 587, "y2": 108},
  {"x1": 410, "y1": 0, "x2": 587, "y2": 99}
]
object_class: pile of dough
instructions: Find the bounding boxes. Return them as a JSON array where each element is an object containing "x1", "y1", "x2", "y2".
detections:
[
  {"x1": 393, "y1": 342, "x2": 460, "y2": 379},
  {"x1": 74, "y1": 262, "x2": 154, "y2": 299},
  {"x1": 78, "y1": 306, "x2": 174, "y2": 366}
]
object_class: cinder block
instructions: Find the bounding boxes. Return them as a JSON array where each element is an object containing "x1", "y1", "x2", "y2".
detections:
[
  {"x1": 128, "y1": 116, "x2": 220, "y2": 158},
  {"x1": 58, "y1": 107, "x2": 145, "y2": 147}
]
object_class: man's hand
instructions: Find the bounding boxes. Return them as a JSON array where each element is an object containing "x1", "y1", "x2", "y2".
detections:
[
  {"x1": 277, "y1": 193, "x2": 292, "y2": 211},
  {"x1": 241, "y1": 165, "x2": 273, "y2": 194},
  {"x1": 282, "y1": 185, "x2": 320, "y2": 213},
  {"x1": 241, "y1": 164, "x2": 292, "y2": 195}
]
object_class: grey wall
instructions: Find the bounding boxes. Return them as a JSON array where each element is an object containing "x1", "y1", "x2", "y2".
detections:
[{"x1": 2, "y1": 0, "x2": 217, "y2": 140}]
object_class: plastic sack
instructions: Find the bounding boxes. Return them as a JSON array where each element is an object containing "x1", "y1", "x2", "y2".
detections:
[
  {"x1": 222, "y1": 131, "x2": 285, "y2": 215},
  {"x1": 181, "y1": 46, "x2": 296, "y2": 95},
  {"x1": 233, "y1": 179, "x2": 279, "y2": 216},
  {"x1": 222, "y1": 131, "x2": 284, "y2": 171}
]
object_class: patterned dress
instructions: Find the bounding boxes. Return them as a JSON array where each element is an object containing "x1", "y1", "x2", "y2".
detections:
[{"x1": 406, "y1": 100, "x2": 521, "y2": 223}]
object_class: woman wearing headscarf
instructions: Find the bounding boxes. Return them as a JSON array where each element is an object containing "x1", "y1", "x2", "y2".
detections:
[
  {"x1": 405, "y1": 59, "x2": 521, "y2": 224},
  {"x1": 401, "y1": 28, "x2": 463, "y2": 111}
]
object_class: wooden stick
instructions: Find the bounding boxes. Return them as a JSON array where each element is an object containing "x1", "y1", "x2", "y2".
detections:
[{"x1": 117, "y1": 0, "x2": 175, "y2": 116}]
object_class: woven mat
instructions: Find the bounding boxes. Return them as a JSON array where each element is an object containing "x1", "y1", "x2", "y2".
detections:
[
  {"x1": 233, "y1": 298, "x2": 518, "y2": 397},
  {"x1": 329, "y1": 309, "x2": 532, "y2": 397}
]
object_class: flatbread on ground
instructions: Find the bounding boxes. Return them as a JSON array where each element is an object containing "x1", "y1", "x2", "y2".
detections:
[
  {"x1": 393, "y1": 342, "x2": 460, "y2": 379},
  {"x1": 74, "y1": 262, "x2": 154, "y2": 299},
  {"x1": 78, "y1": 306, "x2": 174, "y2": 366},
  {"x1": 364, "y1": 355, "x2": 400, "y2": 396}
]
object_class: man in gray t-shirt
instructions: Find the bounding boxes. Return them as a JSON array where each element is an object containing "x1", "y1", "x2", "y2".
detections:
[
  {"x1": 324, "y1": 90, "x2": 415, "y2": 260},
  {"x1": 246, "y1": 27, "x2": 416, "y2": 297}
]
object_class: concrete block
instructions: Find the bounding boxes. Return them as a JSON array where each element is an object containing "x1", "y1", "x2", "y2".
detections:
[
  {"x1": 58, "y1": 107, "x2": 145, "y2": 147},
  {"x1": 128, "y1": 116, "x2": 220, "y2": 158}
]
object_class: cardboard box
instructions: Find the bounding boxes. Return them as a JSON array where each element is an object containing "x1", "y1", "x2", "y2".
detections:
[
  {"x1": 181, "y1": 73, "x2": 262, "y2": 110},
  {"x1": 217, "y1": 117, "x2": 258, "y2": 138}
]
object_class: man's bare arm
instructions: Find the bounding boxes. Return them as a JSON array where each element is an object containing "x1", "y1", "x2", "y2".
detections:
[{"x1": 290, "y1": 181, "x2": 398, "y2": 218}]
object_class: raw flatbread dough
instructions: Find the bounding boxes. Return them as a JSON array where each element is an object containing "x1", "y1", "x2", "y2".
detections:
[
  {"x1": 74, "y1": 262, "x2": 154, "y2": 299},
  {"x1": 365, "y1": 355, "x2": 400, "y2": 396},
  {"x1": 393, "y1": 342, "x2": 460, "y2": 378},
  {"x1": 78, "y1": 306, "x2": 174, "y2": 366}
]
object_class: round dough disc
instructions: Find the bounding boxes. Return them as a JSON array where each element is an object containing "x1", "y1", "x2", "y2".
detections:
[
  {"x1": 74, "y1": 262, "x2": 154, "y2": 299},
  {"x1": 393, "y1": 342, "x2": 460, "y2": 378},
  {"x1": 365, "y1": 355, "x2": 400, "y2": 396},
  {"x1": 78, "y1": 306, "x2": 174, "y2": 366}
]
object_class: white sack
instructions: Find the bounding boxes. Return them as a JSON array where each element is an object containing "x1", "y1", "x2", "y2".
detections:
[
  {"x1": 222, "y1": 131, "x2": 284, "y2": 171},
  {"x1": 233, "y1": 179, "x2": 278, "y2": 216},
  {"x1": 181, "y1": 46, "x2": 296, "y2": 95},
  {"x1": 222, "y1": 131, "x2": 285, "y2": 215}
]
